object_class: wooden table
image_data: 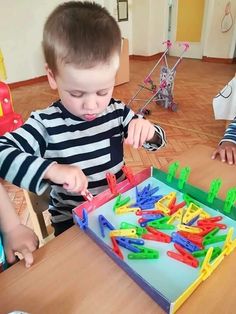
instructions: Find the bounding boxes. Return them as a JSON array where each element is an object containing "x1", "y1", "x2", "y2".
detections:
[{"x1": 1, "y1": 145, "x2": 236, "y2": 314}]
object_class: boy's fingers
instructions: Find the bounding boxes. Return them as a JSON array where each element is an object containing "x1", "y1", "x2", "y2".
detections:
[
  {"x1": 219, "y1": 150, "x2": 226, "y2": 162},
  {"x1": 5, "y1": 248, "x2": 16, "y2": 264},
  {"x1": 226, "y1": 149, "x2": 233, "y2": 165},
  {"x1": 21, "y1": 248, "x2": 34, "y2": 268}
]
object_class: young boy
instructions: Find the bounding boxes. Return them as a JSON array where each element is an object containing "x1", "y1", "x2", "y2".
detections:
[
  {"x1": 212, "y1": 119, "x2": 236, "y2": 165},
  {"x1": 0, "y1": 183, "x2": 38, "y2": 268},
  {"x1": 0, "y1": 1, "x2": 166, "y2": 236}
]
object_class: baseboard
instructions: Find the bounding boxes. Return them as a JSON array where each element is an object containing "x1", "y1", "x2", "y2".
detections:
[
  {"x1": 202, "y1": 56, "x2": 234, "y2": 64},
  {"x1": 129, "y1": 52, "x2": 164, "y2": 61},
  {"x1": 9, "y1": 75, "x2": 47, "y2": 89}
]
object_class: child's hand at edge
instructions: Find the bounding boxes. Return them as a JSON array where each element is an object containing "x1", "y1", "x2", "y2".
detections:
[
  {"x1": 211, "y1": 141, "x2": 236, "y2": 165},
  {"x1": 44, "y1": 163, "x2": 88, "y2": 194},
  {"x1": 3, "y1": 224, "x2": 39, "y2": 268},
  {"x1": 125, "y1": 118, "x2": 156, "y2": 149}
]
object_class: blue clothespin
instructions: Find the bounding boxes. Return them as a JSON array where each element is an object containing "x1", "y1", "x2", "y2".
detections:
[
  {"x1": 171, "y1": 232, "x2": 200, "y2": 252},
  {"x1": 98, "y1": 215, "x2": 115, "y2": 238},
  {"x1": 115, "y1": 237, "x2": 144, "y2": 252},
  {"x1": 74, "y1": 208, "x2": 88, "y2": 230}
]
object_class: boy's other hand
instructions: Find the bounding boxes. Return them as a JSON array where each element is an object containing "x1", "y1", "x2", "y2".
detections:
[
  {"x1": 44, "y1": 164, "x2": 88, "y2": 193},
  {"x1": 3, "y1": 224, "x2": 39, "y2": 268},
  {"x1": 211, "y1": 141, "x2": 236, "y2": 165},
  {"x1": 125, "y1": 118, "x2": 155, "y2": 149}
]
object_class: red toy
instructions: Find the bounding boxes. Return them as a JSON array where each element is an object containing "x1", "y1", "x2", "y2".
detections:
[{"x1": 0, "y1": 81, "x2": 23, "y2": 135}]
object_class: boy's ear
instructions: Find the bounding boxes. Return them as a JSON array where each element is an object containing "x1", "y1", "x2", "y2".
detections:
[{"x1": 45, "y1": 64, "x2": 57, "y2": 90}]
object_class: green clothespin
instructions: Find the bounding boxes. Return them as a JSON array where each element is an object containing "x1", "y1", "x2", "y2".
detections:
[
  {"x1": 203, "y1": 227, "x2": 227, "y2": 245},
  {"x1": 147, "y1": 216, "x2": 175, "y2": 230},
  {"x1": 178, "y1": 166, "x2": 190, "y2": 189},
  {"x1": 167, "y1": 161, "x2": 179, "y2": 183},
  {"x1": 120, "y1": 221, "x2": 147, "y2": 237},
  {"x1": 113, "y1": 194, "x2": 131, "y2": 212},
  {"x1": 128, "y1": 245, "x2": 159, "y2": 259},
  {"x1": 223, "y1": 188, "x2": 236, "y2": 214},
  {"x1": 207, "y1": 178, "x2": 222, "y2": 204},
  {"x1": 183, "y1": 194, "x2": 200, "y2": 207},
  {"x1": 193, "y1": 247, "x2": 222, "y2": 265}
]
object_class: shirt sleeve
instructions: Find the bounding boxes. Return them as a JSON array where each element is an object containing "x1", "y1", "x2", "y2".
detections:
[
  {"x1": 0, "y1": 112, "x2": 55, "y2": 195},
  {"x1": 220, "y1": 119, "x2": 236, "y2": 145},
  {"x1": 143, "y1": 124, "x2": 167, "y2": 151}
]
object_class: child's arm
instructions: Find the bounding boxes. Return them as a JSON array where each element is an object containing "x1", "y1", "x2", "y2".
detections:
[
  {"x1": 0, "y1": 183, "x2": 39, "y2": 268},
  {"x1": 212, "y1": 120, "x2": 236, "y2": 165}
]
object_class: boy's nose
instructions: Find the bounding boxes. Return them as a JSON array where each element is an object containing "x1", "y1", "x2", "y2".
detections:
[{"x1": 83, "y1": 95, "x2": 97, "y2": 110}]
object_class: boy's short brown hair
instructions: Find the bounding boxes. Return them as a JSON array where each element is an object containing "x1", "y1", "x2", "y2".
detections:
[{"x1": 43, "y1": 1, "x2": 121, "y2": 75}]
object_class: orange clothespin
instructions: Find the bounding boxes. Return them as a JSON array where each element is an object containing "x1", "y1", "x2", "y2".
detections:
[
  {"x1": 106, "y1": 172, "x2": 117, "y2": 195},
  {"x1": 122, "y1": 165, "x2": 136, "y2": 185}
]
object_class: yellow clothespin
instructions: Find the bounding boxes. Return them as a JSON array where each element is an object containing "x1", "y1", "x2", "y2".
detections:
[
  {"x1": 0, "y1": 49, "x2": 7, "y2": 80},
  {"x1": 182, "y1": 202, "x2": 202, "y2": 224},
  {"x1": 167, "y1": 208, "x2": 184, "y2": 224},
  {"x1": 109, "y1": 228, "x2": 137, "y2": 237},
  {"x1": 199, "y1": 209, "x2": 211, "y2": 219},
  {"x1": 222, "y1": 227, "x2": 236, "y2": 256},
  {"x1": 155, "y1": 192, "x2": 176, "y2": 214},
  {"x1": 200, "y1": 247, "x2": 224, "y2": 280},
  {"x1": 115, "y1": 206, "x2": 139, "y2": 215},
  {"x1": 177, "y1": 225, "x2": 202, "y2": 234}
]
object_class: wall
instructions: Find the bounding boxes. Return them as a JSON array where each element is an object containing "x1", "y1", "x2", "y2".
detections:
[
  {"x1": 0, "y1": 0, "x2": 132, "y2": 84},
  {"x1": 203, "y1": 0, "x2": 236, "y2": 58}
]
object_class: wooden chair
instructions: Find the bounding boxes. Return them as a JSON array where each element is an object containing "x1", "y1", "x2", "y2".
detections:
[{"x1": 23, "y1": 188, "x2": 54, "y2": 245}]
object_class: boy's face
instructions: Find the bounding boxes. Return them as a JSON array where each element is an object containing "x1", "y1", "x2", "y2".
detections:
[{"x1": 46, "y1": 54, "x2": 120, "y2": 121}]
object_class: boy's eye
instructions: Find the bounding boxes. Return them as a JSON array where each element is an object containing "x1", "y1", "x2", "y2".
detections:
[
  {"x1": 97, "y1": 91, "x2": 108, "y2": 96},
  {"x1": 69, "y1": 93, "x2": 83, "y2": 98}
]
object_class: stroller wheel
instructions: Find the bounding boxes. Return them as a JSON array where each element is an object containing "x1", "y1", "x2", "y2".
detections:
[
  {"x1": 142, "y1": 109, "x2": 151, "y2": 115},
  {"x1": 170, "y1": 103, "x2": 178, "y2": 112}
]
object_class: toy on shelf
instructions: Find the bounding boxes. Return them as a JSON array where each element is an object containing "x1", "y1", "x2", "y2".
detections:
[
  {"x1": 128, "y1": 40, "x2": 189, "y2": 114},
  {"x1": 0, "y1": 81, "x2": 23, "y2": 136}
]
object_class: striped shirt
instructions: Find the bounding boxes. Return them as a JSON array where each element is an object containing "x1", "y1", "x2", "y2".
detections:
[
  {"x1": 220, "y1": 119, "x2": 236, "y2": 144},
  {"x1": 0, "y1": 98, "x2": 166, "y2": 223}
]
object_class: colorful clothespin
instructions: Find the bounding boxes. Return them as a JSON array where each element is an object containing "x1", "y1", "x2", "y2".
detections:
[
  {"x1": 156, "y1": 192, "x2": 176, "y2": 214},
  {"x1": 98, "y1": 215, "x2": 115, "y2": 238},
  {"x1": 222, "y1": 227, "x2": 236, "y2": 256},
  {"x1": 203, "y1": 227, "x2": 227, "y2": 245},
  {"x1": 106, "y1": 172, "x2": 118, "y2": 195},
  {"x1": 115, "y1": 237, "x2": 144, "y2": 252},
  {"x1": 169, "y1": 200, "x2": 186, "y2": 215},
  {"x1": 178, "y1": 166, "x2": 190, "y2": 189},
  {"x1": 171, "y1": 232, "x2": 201, "y2": 252},
  {"x1": 148, "y1": 216, "x2": 175, "y2": 230},
  {"x1": 167, "y1": 161, "x2": 179, "y2": 183},
  {"x1": 207, "y1": 179, "x2": 222, "y2": 204},
  {"x1": 110, "y1": 228, "x2": 137, "y2": 237},
  {"x1": 128, "y1": 245, "x2": 159, "y2": 259},
  {"x1": 136, "y1": 209, "x2": 162, "y2": 216},
  {"x1": 167, "y1": 243, "x2": 199, "y2": 268},
  {"x1": 197, "y1": 224, "x2": 216, "y2": 236},
  {"x1": 82, "y1": 190, "x2": 93, "y2": 202},
  {"x1": 178, "y1": 231, "x2": 203, "y2": 248},
  {"x1": 122, "y1": 165, "x2": 136, "y2": 185},
  {"x1": 144, "y1": 226, "x2": 172, "y2": 243},
  {"x1": 120, "y1": 221, "x2": 147, "y2": 237},
  {"x1": 110, "y1": 237, "x2": 124, "y2": 260},
  {"x1": 182, "y1": 202, "x2": 202, "y2": 224},
  {"x1": 177, "y1": 224, "x2": 202, "y2": 234},
  {"x1": 74, "y1": 208, "x2": 88, "y2": 230},
  {"x1": 223, "y1": 187, "x2": 236, "y2": 214},
  {"x1": 138, "y1": 215, "x2": 163, "y2": 227},
  {"x1": 192, "y1": 246, "x2": 222, "y2": 264},
  {"x1": 113, "y1": 194, "x2": 131, "y2": 212},
  {"x1": 197, "y1": 216, "x2": 227, "y2": 230},
  {"x1": 167, "y1": 208, "x2": 184, "y2": 224},
  {"x1": 115, "y1": 206, "x2": 139, "y2": 215}
]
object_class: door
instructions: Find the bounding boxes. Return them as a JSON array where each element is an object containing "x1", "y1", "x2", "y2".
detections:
[{"x1": 168, "y1": 0, "x2": 207, "y2": 59}]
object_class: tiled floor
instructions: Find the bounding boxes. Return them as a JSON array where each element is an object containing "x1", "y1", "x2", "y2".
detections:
[{"x1": 2, "y1": 57, "x2": 236, "y2": 230}]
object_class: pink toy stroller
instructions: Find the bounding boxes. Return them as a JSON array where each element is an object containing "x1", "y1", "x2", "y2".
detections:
[
  {"x1": 128, "y1": 40, "x2": 189, "y2": 115},
  {"x1": 0, "y1": 81, "x2": 23, "y2": 136}
]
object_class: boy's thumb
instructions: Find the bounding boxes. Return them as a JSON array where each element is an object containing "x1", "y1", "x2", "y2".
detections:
[{"x1": 5, "y1": 248, "x2": 16, "y2": 264}]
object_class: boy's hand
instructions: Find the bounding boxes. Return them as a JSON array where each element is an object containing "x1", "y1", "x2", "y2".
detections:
[
  {"x1": 3, "y1": 224, "x2": 39, "y2": 268},
  {"x1": 125, "y1": 118, "x2": 155, "y2": 149},
  {"x1": 211, "y1": 141, "x2": 236, "y2": 165},
  {"x1": 44, "y1": 163, "x2": 88, "y2": 193}
]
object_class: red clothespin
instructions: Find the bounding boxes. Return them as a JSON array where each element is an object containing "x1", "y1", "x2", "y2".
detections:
[
  {"x1": 168, "y1": 196, "x2": 176, "y2": 209},
  {"x1": 167, "y1": 243, "x2": 199, "y2": 268},
  {"x1": 106, "y1": 172, "x2": 117, "y2": 195},
  {"x1": 136, "y1": 209, "x2": 162, "y2": 216},
  {"x1": 110, "y1": 237, "x2": 124, "y2": 260},
  {"x1": 122, "y1": 165, "x2": 136, "y2": 185},
  {"x1": 144, "y1": 226, "x2": 172, "y2": 243},
  {"x1": 178, "y1": 231, "x2": 203, "y2": 248},
  {"x1": 169, "y1": 201, "x2": 186, "y2": 215},
  {"x1": 82, "y1": 190, "x2": 93, "y2": 202},
  {"x1": 197, "y1": 225, "x2": 216, "y2": 236},
  {"x1": 197, "y1": 216, "x2": 227, "y2": 230}
]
